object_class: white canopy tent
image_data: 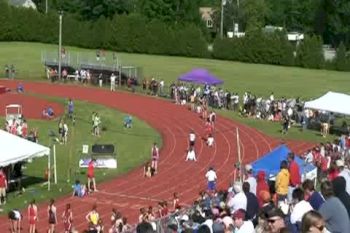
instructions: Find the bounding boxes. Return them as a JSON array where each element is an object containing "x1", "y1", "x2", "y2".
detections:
[
  {"x1": 304, "y1": 91, "x2": 350, "y2": 115},
  {"x1": 0, "y1": 129, "x2": 50, "y2": 166}
]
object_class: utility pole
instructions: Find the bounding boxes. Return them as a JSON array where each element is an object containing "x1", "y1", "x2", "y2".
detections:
[
  {"x1": 45, "y1": 0, "x2": 48, "y2": 14},
  {"x1": 58, "y1": 11, "x2": 63, "y2": 81},
  {"x1": 220, "y1": 0, "x2": 225, "y2": 38}
]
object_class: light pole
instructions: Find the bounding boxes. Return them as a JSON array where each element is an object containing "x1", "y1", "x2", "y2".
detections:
[
  {"x1": 220, "y1": 0, "x2": 225, "y2": 38},
  {"x1": 58, "y1": 11, "x2": 63, "y2": 81}
]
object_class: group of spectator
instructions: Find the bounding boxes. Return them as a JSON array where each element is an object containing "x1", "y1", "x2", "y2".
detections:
[
  {"x1": 130, "y1": 135, "x2": 350, "y2": 233},
  {"x1": 131, "y1": 150, "x2": 350, "y2": 233},
  {"x1": 301, "y1": 137, "x2": 350, "y2": 185},
  {"x1": 4, "y1": 64, "x2": 16, "y2": 79},
  {"x1": 142, "y1": 78, "x2": 165, "y2": 96},
  {"x1": 4, "y1": 117, "x2": 28, "y2": 138}
]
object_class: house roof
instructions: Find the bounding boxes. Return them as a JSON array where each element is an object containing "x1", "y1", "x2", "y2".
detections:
[{"x1": 199, "y1": 7, "x2": 214, "y2": 21}]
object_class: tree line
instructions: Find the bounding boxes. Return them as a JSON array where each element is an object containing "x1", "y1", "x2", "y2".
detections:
[{"x1": 0, "y1": 0, "x2": 349, "y2": 71}]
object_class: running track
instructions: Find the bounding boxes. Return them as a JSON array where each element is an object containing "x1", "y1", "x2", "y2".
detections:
[{"x1": 0, "y1": 80, "x2": 313, "y2": 232}]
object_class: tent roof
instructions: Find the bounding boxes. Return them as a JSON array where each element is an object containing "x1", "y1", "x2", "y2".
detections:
[
  {"x1": 178, "y1": 68, "x2": 223, "y2": 85},
  {"x1": 0, "y1": 130, "x2": 50, "y2": 167},
  {"x1": 251, "y1": 145, "x2": 316, "y2": 178},
  {"x1": 304, "y1": 91, "x2": 350, "y2": 115},
  {"x1": 6, "y1": 104, "x2": 22, "y2": 108}
]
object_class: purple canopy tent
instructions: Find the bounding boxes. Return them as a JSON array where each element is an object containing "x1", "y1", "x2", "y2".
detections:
[{"x1": 178, "y1": 68, "x2": 224, "y2": 85}]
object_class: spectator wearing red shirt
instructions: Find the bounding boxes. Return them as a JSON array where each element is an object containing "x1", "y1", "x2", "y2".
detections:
[
  {"x1": 87, "y1": 159, "x2": 97, "y2": 192},
  {"x1": 287, "y1": 153, "x2": 301, "y2": 202},
  {"x1": 0, "y1": 169, "x2": 7, "y2": 205},
  {"x1": 328, "y1": 162, "x2": 340, "y2": 181},
  {"x1": 256, "y1": 171, "x2": 270, "y2": 207}
]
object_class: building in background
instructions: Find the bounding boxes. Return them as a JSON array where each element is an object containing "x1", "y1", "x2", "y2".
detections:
[
  {"x1": 8, "y1": 0, "x2": 37, "y2": 10},
  {"x1": 199, "y1": 7, "x2": 215, "y2": 29}
]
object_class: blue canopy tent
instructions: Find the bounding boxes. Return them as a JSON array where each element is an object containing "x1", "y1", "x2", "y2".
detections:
[{"x1": 251, "y1": 145, "x2": 317, "y2": 181}]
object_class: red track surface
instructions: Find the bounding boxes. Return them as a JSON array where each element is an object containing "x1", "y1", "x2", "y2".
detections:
[
  {"x1": 0, "y1": 92, "x2": 64, "y2": 119},
  {"x1": 0, "y1": 80, "x2": 313, "y2": 232}
]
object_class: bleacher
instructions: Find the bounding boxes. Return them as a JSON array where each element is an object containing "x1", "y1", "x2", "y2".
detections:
[{"x1": 41, "y1": 50, "x2": 141, "y2": 85}]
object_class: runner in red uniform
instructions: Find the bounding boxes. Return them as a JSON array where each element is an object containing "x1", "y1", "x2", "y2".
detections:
[
  {"x1": 28, "y1": 200, "x2": 38, "y2": 233},
  {"x1": 87, "y1": 159, "x2": 97, "y2": 192},
  {"x1": 205, "y1": 119, "x2": 213, "y2": 138},
  {"x1": 62, "y1": 203, "x2": 73, "y2": 233}
]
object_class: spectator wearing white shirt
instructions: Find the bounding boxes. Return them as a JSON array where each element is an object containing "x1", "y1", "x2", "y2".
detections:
[
  {"x1": 205, "y1": 167, "x2": 217, "y2": 191},
  {"x1": 227, "y1": 183, "x2": 247, "y2": 213},
  {"x1": 159, "y1": 80, "x2": 164, "y2": 96},
  {"x1": 290, "y1": 188, "x2": 313, "y2": 226},
  {"x1": 110, "y1": 73, "x2": 116, "y2": 91},
  {"x1": 304, "y1": 149, "x2": 314, "y2": 164},
  {"x1": 232, "y1": 209, "x2": 255, "y2": 233},
  {"x1": 63, "y1": 123, "x2": 69, "y2": 144},
  {"x1": 244, "y1": 164, "x2": 257, "y2": 195},
  {"x1": 185, "y1": 146, "x2": 197, "y2": 161}
]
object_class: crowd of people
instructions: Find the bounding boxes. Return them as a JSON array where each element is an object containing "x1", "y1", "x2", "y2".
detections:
[
  {"x1": 137, "y1": 79, "x2": 350, "y2": 138},
  {"x1": 133, "y1": 153, "x2": 350, "y2": 233}
]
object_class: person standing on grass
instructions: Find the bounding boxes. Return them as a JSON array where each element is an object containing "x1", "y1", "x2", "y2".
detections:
[
  {"x1": 110, "y1": 73, "x2": 116, "y2": 91},
  {"x1": 63, "y1": 122, "x2": 69, "y2": 144},
  {"x1": 151, "y1": 143, "x2": 159, "y2": 174},
  {"x1": 48, "y1": 199, "x2": 57, "y2": 233},
  {"x1": 282, "y1": 115, "x2": 289, "y2": 134},
  {"x1": 88, "y1": 159, "x2": 98, "y2": 192},
  {"x1": 0, "y1": 169, "x2": 7, "y2": 205},
  {"x1": 62, "y1": 203, "x2": 73, "y2": 233},
  {"x1": 68, "y1": 98, "x2": 74, "y2": 119},
  {"x1": 205, "y1": 167, "x2": 217, "y2": 192},
  {"x1": 28, "y1": 199, "x2": 38, "y2": 233},
  {"x1": 93, "y1": 113, "x2": 101, "y2": 137}
]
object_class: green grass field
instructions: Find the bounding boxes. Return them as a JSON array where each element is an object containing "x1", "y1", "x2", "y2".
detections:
[
  {"x1": 0, "y1": 96, "x2": 160, "y2": 213},
  {"x1": 1, "y1": 42, "x2": 350, "y2": 99}
]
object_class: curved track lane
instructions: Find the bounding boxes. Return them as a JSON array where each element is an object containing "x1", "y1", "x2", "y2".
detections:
[{"x1": 0, "y1": 80, "x2": 313, "y2": 232}]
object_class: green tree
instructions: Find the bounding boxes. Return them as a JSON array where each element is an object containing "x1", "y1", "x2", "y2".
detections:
[
  {"x1": 334, "y1": 42, "x2": 349, "y2": 71},
  {"x1": 136, "y1": 0, "x2": 202, "y2": 25},
  {"x1": 241, "y1": 0, "x2": 268, "y2": 32},
  {"x1": 296, "y1": 35, "x2": 324, "y2": 69},
  {"x1": 0, "y1": 1, "x2": 13, "y2": 41}
]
